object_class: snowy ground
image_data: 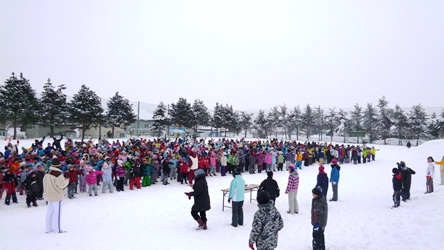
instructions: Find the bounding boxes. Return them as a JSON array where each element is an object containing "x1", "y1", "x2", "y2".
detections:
[{"x1": 0, "y1": 138, "x2": 443, "y2": 250}]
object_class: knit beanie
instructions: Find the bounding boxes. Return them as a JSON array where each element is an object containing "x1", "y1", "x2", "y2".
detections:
[{"x1": 257, "y1": 191, "x2": 270, "y2": 205}]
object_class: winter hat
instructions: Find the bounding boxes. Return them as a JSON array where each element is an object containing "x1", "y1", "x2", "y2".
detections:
[
  {"x1": 117, "y1": 160, "x2": 123, "y2": 166},
  {"x1": 257, "y1": 191, "x2": 270, "y2": 205},
  {"x1": 318, "y1": 165, "x2": 325, "y2": 174},
  {"x1": 266, "y1": 171, "x2": 273, "y2": 178},
  {"x1": 312, "y1": 187, "x2": 322, "y2": 196},
  {"x1": 37, "y1": 165, "x2": 43, "y2": 170},
  {"x1": 51, "y1": 158, "x2": 61, "y2": 168},
  {"x1": 288, "y1": 164, "x2": 295, "y2": 170},
  {"x1": 392, "y1": 168, "x2": 399, "y2": 174},
  {"x1": 195, "y1": 169, "x2": 205, "y2": 177},
  {"x1": 28, "y1": 170, "x2": 36, "y2": 176},
  {"x1": 233, "y1": 167, "x2": 241, "y2": 175},
  {"x1": 331, "y1": 159, "x2": 338, "y2": 165}
]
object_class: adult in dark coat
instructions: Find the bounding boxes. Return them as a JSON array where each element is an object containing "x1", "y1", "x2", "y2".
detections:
[
  {"x1": 185, "y1": 169, "x2": 211, "y2": 230},
  {"x1": 316, "y1": 166, "x2": 329, "y2": 197},
  {"x1": 397, "y1": 161, "x2": 416, "y2": 201},
  {"x1": 258, "y1": 171, "x2": 280, "y2": 203},
  {"x1": 52, "y1": 135, "x2": 64, "y2": 151}
]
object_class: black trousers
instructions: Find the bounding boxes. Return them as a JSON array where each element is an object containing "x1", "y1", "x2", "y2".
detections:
[
  {"x1": 191, "y1": 210, "x2": 207, "y2": 222},
  {"x1": 231, "y1": 201, "x2": 244, "y2": 226},
  {"x1": 313, "y1": 228, "x2": 325, "y2": 250}
]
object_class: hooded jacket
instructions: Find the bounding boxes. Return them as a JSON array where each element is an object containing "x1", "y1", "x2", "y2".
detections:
[
  {"x1": 43, "y1": 166, "x2": 69, "y2": 202},
  {"x1": 249, "y1": 200, "x2": 284, "y2": 249},
  {"x1": 311, "y1": 194, "x2": 328, "y2": 228}
]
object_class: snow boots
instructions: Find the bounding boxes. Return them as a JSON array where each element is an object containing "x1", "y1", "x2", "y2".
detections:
[{"x1": 195, "y1": 219, "x2": 207, "y2": 230}]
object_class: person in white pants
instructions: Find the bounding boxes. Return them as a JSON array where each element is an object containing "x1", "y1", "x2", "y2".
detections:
[{"x1": 43, "y1": 157, "x2": 69, "y2": 233}]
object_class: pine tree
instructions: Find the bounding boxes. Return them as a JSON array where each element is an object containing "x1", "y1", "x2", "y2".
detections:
[
  {"x1": 68, "y1": 85, "x2": 104, "y2": 139},
  {"x1": 39, "y1": 79, "x2": 69, "y2": 137},
  {"x1": 0, "y1": 73, "x2": 40, "y2": 139},
  {"x1": 324, "y1": 108, "x2": 339, "y2": 142},
  {"x1": 254, "y1": 109, "x2": 268, "y2": 138},
  {"x1": 170, "y1": 98, "x2": 193, "y2": 128},
  {"x1": 268, "y1": 106, "x2": 281, "y2": 138},
  {"x1": 287, "y1": 106, "x2": 303, "y2": 140},
  {"x1": 105, "y1": 92, "x2": 136, "y2": 138},
  {"x1": 408, "y1": 103, "x2": 428, "y2": 146},
  {"x1": 302, "y1": 104, "x2": 314, "y2": 140},
  {"x1": 427, "y1": 113, "x2": 441, "y2": 139},
  {"x1": 152, "y1": 101, "x2": 169, "y2": 137},
  {"x1": 350, "y1": 103, "x2": 364, "y2": 131},
  {"x1": 362, "y1": 103, "x2": 379, "y2": 142},
  {"x1": 392, "y1": 105, "x2": 409, "y2": 145},
  {"x1": 238, "y1": 111, "x2": 253, "y2": 138},
  {"x1": 191, "y1": 99, "x2": 210, "y2": 135},
  {"x1": 212, "y1": 103, "x2": 224, "y2": 137},
  {"x1": 223, "y1": 104, "x2": 238, "y2": 136},
  {"x1": 377, "y1": 96, "x2": 394, "y2": 145}
]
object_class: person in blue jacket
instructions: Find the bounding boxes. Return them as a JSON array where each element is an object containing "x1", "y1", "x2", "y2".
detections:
[
  {"x1": 228, "y1": 167, "x2": 245, "y2": 227},
  {"x1": 329, "y1": 159, "x2": 340, "y2": 201}
]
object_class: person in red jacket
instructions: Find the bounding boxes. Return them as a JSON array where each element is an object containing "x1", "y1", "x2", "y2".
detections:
[
  {"x1": 3, "y1": 168, "x2": 18, "y2": 205},
  {"x1": 64, "y1": 165, "x2": 82, "y2": 199},
  {"x1": 179, "y1": 158, "x2": 189, "y2": 185}
]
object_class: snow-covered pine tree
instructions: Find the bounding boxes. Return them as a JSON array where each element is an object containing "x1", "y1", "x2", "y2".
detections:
[
  {"x1": 350, "y1": 103, "x2": 364, "y2": 132},
  {"x1": 68, "y1": 85, "x2": 104, "y2": 139},
  {"x1": 105, "y1": 92, "x2": 136, "y2": 138},
  {"x1": 238, "y1": 111, "x2": 253, "y2": 138},
  {"x1": 254, "y1": 109, "x2": 267, "y2": 138},
  {"x1": 408, "y1": 103, "x2": 428, "y2": 146},
  {"x1": 152, "y1": 101, "x2": 169, "y2": 137},
  {"x1": 377, "y1": 96, "x2": 394, "y2": 145},
  {"x1": 39, "y1": 78, "x2": 69, "y2": 137},
  {"x1": 324, "y1": 108, "x2": 340, "y2": 142},
  {"x1": 191, "y1": 99, "x2": 210, "y2": 135},
  {"x1": 0, "y1": 73, "x2": 40, "y2": 139},
  {"x1": 392, "y1": 104, "x2": 409, "y2": 145},
  {"x1": 362, "y1": 103, "x2": 379, "y2": 142},
  {"x1": 170, "y1": 97, "x2": 193, "y2": 129}
]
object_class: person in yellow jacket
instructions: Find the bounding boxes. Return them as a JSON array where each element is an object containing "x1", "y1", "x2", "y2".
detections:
[
  {"x1": 371, "y1": 147, "x2": 379, "y2": 161},
  {"x1": 435, "y1": 156, "x2": 444, "y2": 185}
]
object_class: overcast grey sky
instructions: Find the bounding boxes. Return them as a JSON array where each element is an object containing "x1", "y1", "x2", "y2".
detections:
[{"x1": 1, "y1": 1, "x2": 443, "y2": 111}]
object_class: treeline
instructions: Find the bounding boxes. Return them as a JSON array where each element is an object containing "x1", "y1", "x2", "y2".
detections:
[{"x1": 1, "y1": 73, "x2": 443, "y2": 143}]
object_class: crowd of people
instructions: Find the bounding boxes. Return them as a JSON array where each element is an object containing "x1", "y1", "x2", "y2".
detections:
[{"x1": 1, "y1": 135, "x2": 441, "y2": 249}]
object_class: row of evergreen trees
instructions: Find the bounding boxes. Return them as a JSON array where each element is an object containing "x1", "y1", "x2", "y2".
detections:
[
  {"x1": 153, "y1": 96, "x2": 444, "y2": 144},
  {"x1": 0, "y1": 73, "x2": 136, "y2": 139},
  {"x1": 1, "y1": 73, "x2": 443, "y2": 143}
]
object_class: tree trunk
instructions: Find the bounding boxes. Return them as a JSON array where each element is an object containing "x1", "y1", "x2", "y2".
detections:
[
  {"x1": 82, "y1": 127, "x2": 86, "y2": 140},
  {"x1": 111, "y1": 126, "x2": 115, "y2": 138},
  {"x1": 13, "y1": 119, "x2": 17, "y2": 140},
  {"x1": 50, "y1": 125, "x2": 55, "y2": 138}
]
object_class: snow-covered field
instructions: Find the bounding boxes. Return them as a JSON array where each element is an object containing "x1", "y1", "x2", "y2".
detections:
[{"x1": 0, "y1": 138, "x2": 443, "y2": 250}]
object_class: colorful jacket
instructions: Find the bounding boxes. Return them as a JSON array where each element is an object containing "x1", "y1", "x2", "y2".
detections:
[
  {"x1": 228, "y1": 175, "x2": 245, "y2": 202},
  {"x1": 285, "y1": 171, "x2": 299, "y2": 193},
  {"x1": 86, "y1": 170, "x2": 102, "y2": 185},
  {"x1": 249, "y1": 201, "x2": 284, "y2": 249}
]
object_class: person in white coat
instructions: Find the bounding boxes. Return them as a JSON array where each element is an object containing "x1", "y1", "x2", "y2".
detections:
[
  {"x1": 43, "y1": 157, "x2": 69, "y2": 233},
  {"x1": 425, "y1": 156, "x2": 435, "y2": 194}
]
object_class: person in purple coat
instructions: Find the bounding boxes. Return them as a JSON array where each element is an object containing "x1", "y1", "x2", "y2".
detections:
[{"x1": 115, "y1": 160, "x2": 126, "y2": 192}]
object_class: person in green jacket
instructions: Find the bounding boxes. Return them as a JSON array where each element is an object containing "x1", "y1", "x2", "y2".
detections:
[{"x1": 228, "y1": 167, "x2": 245, "y2": 227}]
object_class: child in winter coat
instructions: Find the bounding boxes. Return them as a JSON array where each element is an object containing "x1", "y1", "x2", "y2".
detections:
[
  {"x1": 2, "y1": 168, "x2": 18, "y2": 205},
  {"x1": 115, "y1": 160, "x2": 126, "y2": 192},
  {"x1": 179, "y1": 158, "x2": 189, "y2": 185},
  {"x1": 78, "y1": 160, "x2": 89, "y2": 193},
  {"x1": 25, "y1": 170, "x2": 39, "y2": 207},
  {"x1": 35, "y1": 166, "x2": 45, "y2": 200},
  {"x1": 285, "y1": 165, "x2": 299, "y2": 214},
  {"x1": 101, "y1": 158, "x2": 114, "y2": 194},
  {"x1": 249, "y1": 191, "x2": 284, "y2": 250},
  {"x1": 329, "y1": 159, "x2": 341, "y2": 202},
  {"x1": 64, "y1": 165, "x2": 82, "y2": 199},
  {"x1": 86, "y1": 167, "x2": 102, "y2": 196},
  {"x1": 392, "y1": 168, "x2": 402, "y2": 208},
  {"x1": 316, "y1": 166, "x2": 329, "y2": 197},
  {"x1": 426, "y1": 156, "x2": 435, "y2": 194}
]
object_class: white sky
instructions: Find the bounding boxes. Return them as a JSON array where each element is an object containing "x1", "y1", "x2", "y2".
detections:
[{"x1": 1, "y1": 1, "x2": 443, "y2": 111}]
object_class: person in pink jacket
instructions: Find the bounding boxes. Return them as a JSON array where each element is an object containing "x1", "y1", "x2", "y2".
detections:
[
  {"x1": 86, "y1": 167, "x2": 102, "y2": 196},
  {"x1": 285, "y1": 164, "x2": 299, "y2": 214}
]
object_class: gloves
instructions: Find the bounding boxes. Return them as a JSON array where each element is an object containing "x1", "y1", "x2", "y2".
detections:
[
  {"x1": 185, "y1": 192, "x2": 191, "y2": 200},
  {"x1": 332, "y1": 181, "x2": 337, "y2": 185},
  {"x1": 116, "y1": 176, "x2": 120, "y2": 180},
  {"x1": 313, "y1": 224, "x2": 320, "y2": 232},
  {"x1": 248, "y1": 243, "x2": 255, "y2": 250},
  {"x1": 228, "y1": 198, "x2": 231, "y2": 203},
  {"x1": 426, "y1": 176, "x2": 431, "y2": 179}
]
